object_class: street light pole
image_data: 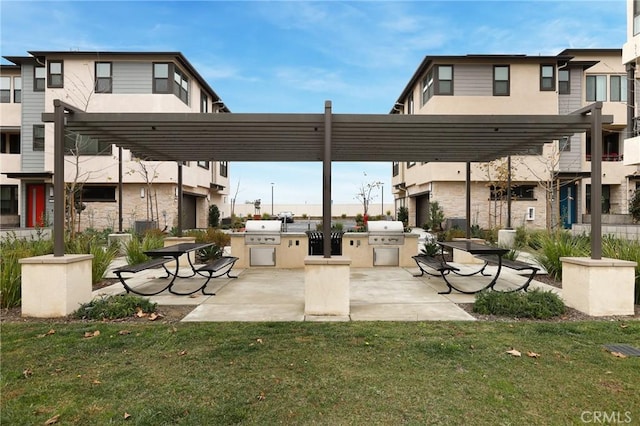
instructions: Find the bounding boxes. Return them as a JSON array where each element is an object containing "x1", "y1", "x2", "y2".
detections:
[{"x1": 271, "y1": 182, "x2": 274, "y2": 216}]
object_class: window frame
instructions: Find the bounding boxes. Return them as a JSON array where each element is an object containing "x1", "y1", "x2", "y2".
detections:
[
  {"x1": 34, "y1": 66, "x2": 45, "y2": 92},
  {"x1": 0, "y1": 185, "x2": 19, "y2": 215},
  {"x1": 47, "y1": 60, "x2": 63, "y2": 88},
  {"x1": 64, "y1": 133, "x2": 112, "y2": 156},
  {"x1": 13, "y1": 76, "x2": 21, "y2": 103},
  {"x1": 540, "y1": 64, "x2": 555, "y2": 91},
  {"x1": 435, "y1": 65, "x2": 453, "y2": 95},
  {"x1": 33, "y1": 125, "x2": 45, "y2": 152},
  {"x1": 586, "y1": 75, "x2": 607, "y2": 102},
  {"x1": 489, "y1": 184, "x2": 535, "y2": 201},
  {"x1": 173, "y1": 66, "x2": 189, "y2": 104},
  {"x1": 421, "y1": 68, "x2": 434, "y2": 105},
  {"x1": 201, "y1": 92, "x2": 208, "y2": 112},
  {"x1": 95, "y1": 62, "x2": 112, "y2": 93},
  {"x1": 78, "y1": 185, "x2": 117, "y2": 202},
  {"x1": 558, "y1": 69, "x2": 570, "y2": 95},
  {"x1": 610, "y1": 75, "x2": 627, "y2": 102},
  {"x1": 0, "y1": 76, "x2": 10, "y2": 103},
  {"x1": 152, "y1": 62, "x2": 171, "y2": 94},
  {"x1": 219, "y1": 161, "x2": 228, "y2": 177},
  {"x1": 493, "y1": 65, "x2": 510, "y2": 96},
  {"x1": 197, "y1": 160, "x2": 210, "y2": 169}
]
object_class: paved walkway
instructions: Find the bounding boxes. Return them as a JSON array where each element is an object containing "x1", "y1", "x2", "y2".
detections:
[{"x1": 99, "y1": 260, "x2": 558, "y2": 322}]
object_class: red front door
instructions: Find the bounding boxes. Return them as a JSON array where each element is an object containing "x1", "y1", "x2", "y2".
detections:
[{"x1": 26, "y1": 184, "x2": 46, "y2": 227}]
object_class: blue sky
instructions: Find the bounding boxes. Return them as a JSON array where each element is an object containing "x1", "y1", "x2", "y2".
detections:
[{"x1": 0, "y1": 0, "x2": 627, "y2": 205}]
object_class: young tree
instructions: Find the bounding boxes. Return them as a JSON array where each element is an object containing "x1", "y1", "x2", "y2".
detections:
[{"x1": 355, "y1": 176, "x2": 382, "y2": 218}]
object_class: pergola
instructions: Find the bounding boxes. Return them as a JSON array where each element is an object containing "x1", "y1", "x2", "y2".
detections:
[{"x1": 43, "y1": 100, "x2": 611, "y2": 259}]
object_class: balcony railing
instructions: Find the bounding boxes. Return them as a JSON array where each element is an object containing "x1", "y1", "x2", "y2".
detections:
[{"x1": 586, "y1": 153, "x2": 624, "y2": 162}]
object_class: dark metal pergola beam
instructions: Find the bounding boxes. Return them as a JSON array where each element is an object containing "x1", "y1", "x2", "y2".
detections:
[{"x1": 45, "y1": 100, "x2": 612, "y2": 260}]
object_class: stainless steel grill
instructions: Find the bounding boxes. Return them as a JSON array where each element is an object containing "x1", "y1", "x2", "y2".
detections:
[
  {"x1": 367, "y1": 221, "x2": 405, "y2": 245},
  {"x1": 244, "y1": 220, "x2": 282, "y2": 245}
]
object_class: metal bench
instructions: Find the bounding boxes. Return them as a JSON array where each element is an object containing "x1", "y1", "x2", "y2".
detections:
[
  {"x1": 112, "y1": 258, "x2": 172, "y2": 296},
  {"x1": 412, "y1": 254, "x2": 459, "y2": 277},
  {"x1": 170, "y1": 256, "x2": 239, "y2": 296},
  {"x1": 474, "y1": 255, "x2": 540, "y2": 292}
]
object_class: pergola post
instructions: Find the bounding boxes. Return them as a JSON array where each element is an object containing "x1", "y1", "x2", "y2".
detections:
[
  {"x1": 323, "y1": 100, "x2": 332, "y2": 258},
  {"x1": 53, "y1": 100, "x2": 66, "y2": 257},
  {"x1": 177, "y1": 163, "x2": 183, "y2": 237},
  {"x1": 590, "y1": 103, "x2": 603, "y2": 260}
]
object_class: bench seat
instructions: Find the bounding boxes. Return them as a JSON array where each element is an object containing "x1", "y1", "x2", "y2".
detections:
[
  {"x1": 412, "y1": 254, "x2": 459, "y2": 277},
  {"x1": 474, "y1": 255, "x2": 540, "y2": 292},
  {"x1": 112, "y1": 258, "x2": 172, "y2": 296}
]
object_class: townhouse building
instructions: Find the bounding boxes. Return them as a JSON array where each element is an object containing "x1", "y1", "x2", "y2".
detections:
[
  {"x1": 623, "y1": 0, "x2": 640, "y2": 168},
  {"x1": 0, "y1": 51, "x2": 230, "y2": 232},
  {"x1": 391, "y1": 49, "x2": 634, "y2": 232}
]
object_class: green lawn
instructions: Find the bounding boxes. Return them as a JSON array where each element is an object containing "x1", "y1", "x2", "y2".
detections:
[{"x1": 1, "y1": 321, "x2": 639, "y2": 425}]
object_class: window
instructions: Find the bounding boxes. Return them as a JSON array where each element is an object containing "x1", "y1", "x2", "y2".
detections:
[
  {"x1": 586, "y1": 75, "x2": 606, "y2": 101},
  {"x1": 153, "y1": 63, "x2": 170, "y2": 93},
  {"x1": 198, "y1": 160, "x2": 209, "y2": 169},
  {"x1": 13, "y1": 77, "x2": 21, "y2": 103},
  {"x1": 173, "y1": 66, "x2": 189, "y2": 104},
  {"x1": 201, "y1": 93, "x2": 208, "y2": 112},
  {"x1": 153, "y1": 62, "x2": 189, "y2": 104},
  {"x1": 490, "y1": 185, "x2": 535, "y2": 201},
  {"x1": 407, "y1": 161, "x2": 416, "y2": 168},
  {"x1": 33, "y1": 125, "x2": 45, "y2": 151},
  {"x1": 559, "y1": 137, "x2": 571, "y2": 152},
  {"x1": 585, "y1": 131, "x2": 622, "y2": 161},
  {"x1": 95, "y1": 62, "x2": 112, "y2": 93},
  {"x1": 540, "y1": 65, "x2": 555, "y2": 91},
  {"x1": 610, "y1": 75, "x2": 627, "y2": 102},
  {"x1": 558, "y1": 69, "x2": 570, "y2": 95},
  {"x1": 220, "y1": 161, "x2": 228, "y2": 177},
  {"x1": 34, "y1": 66, "x2": 45, "y2": 91},
  {"x1": 421, "y1": 68, "x2": 434, "y2": 105},
  {"x1": 47, "y1": 61, "x2": 63, "y2": 88},
  {"x1": 586, "y1": 184, "x2": 610, "y2": 214},
  {"x1": 635, "y1": 0, "x2": 640, "y2": 35},
  {"x1": 1, "y1": 133, "x2": 20, "y2": 154},
  {"x1": 0, "y1": 77, "x2": 9, "y2": 103},
  {"x1": 64, "y1": 133, "x2": 111, "y2": 156},
  {"x1": 78, "y1": 185, "x2": 116, "y2": 202},
  {"x1": 493, "y1": 65, "x2": 510, "y2": 96},
  {"x1": 0, "y1": 185, "x2": 19, "y2": 215},
  {"x1": 436, "y1": 65, "x2": 453, "y2": 95}
]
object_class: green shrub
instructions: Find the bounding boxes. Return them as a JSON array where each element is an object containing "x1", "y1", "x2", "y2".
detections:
[
  {"x1": 0, "y1": 233, "x2": 54, "y2": 308},
  {"x1": 533, "y1": 231, "x2": 589, "y2": 280},
  {"x1": 420, "y1": 239, "x2": 440, "y2": 257},
  {"x1": 185, "y1": 228, "x2": 231, "y2": 262},
  {"x1": 125, "y1": 233, "x2": 164, "y2": 265},
  {"x1": 65, "y1": 232, "x2": 120, "y2": 284},
  {"x1": 73, "y1": 294, "x2": 157, "y2": 320},
  {"x1": 473, "y1": 290, "x2": 565, "y2": 319},
  {"x1": 514, "y1": 226, "x2": 528, "y2": 249},
  {"x1": 602, "y1": 236, "x2": 640, "y2": 304},
  {"x1": 208, "y1": 204, "x2": 221, "y2": 227}
]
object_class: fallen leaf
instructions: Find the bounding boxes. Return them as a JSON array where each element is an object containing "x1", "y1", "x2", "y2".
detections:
[
  {"x1": 506, "y1": 349, "x2": 522, "y2": 357},
  {"x1": 92, "y1": 379, "x2": 101, "y2": 385},
  {"x1": 257, "y1": 391, "x2": 266, "y2": 401},
  {"x1": 124, "y1": 412, "x2": 131, "y2": 420},
  {"x1": 148, "y1": 312, "x2": 162, "y2": 321},
  {"x1": 256, "y1": 338, "x2": 263, "y2": 344},
  {"x1": 135, "y1": 308, "x2": 147, "y2": 318},
  {"x1": 620, "y1": 324, "x2": 628, "y2": 329},
  {"x1": 189, "y1": 294, "x2": 198, "y2": 298},
  {"x1": 610, "y1": 351, "x2": 627, "y2": 359},
  {"x1": 527, "y1": 351, "x2": 541, "y2": 358},
  {"x1": 44, "y1": 414, "x2": 60, "y2": 425},
  {"x1": 84, "y1": 330, "x2": 100, "y2": 338},
  {"x1": 179, "y1": 350, "x2": 188, "y2": 356},
  {"x1": 23, "y1": 368, "x2": 33, "y2": 378},
  {"x1": 118, "y1": 330, "x2": 131, "y2": 335}
]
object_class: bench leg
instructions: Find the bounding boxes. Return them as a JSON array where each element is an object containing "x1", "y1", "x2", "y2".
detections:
[
  {"x1": 451, "y1": 261, "x2": 491, "y2": 277},
  {"x1": 168, "y1": 261, "x2": 238, "y2": 296},
  {"x1": 114, "y1": 270, "x2": 175, "y2": 296},
  {"x1": 494, "y1": 269, "x2": 538, "y2": 293}
]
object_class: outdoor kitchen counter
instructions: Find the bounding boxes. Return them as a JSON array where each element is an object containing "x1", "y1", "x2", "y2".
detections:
[{"x1": 230, "y1": 231, "x2": 418, "y2": 269}]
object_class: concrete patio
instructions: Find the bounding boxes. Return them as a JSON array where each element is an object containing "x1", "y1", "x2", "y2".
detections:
[{"x1": 96, "y1": 259, "x2": 559, "y2": 322}]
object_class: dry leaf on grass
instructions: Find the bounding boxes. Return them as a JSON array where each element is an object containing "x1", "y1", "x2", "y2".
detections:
[
  {"x1": 257, "y1": 391, "x2": 266, "y2": 401},
  {"x1": 148, "y1": 312, "x2": 162, "y2": 321},
  {"x1": 179, "y1": 350, "x2": 188, "y2": 356},
  {"x1": 118, "y1": 330, "x2": 131, "y2": 335},
  {"x1": 83, "y1": 330, "x2": 100, "y2": 338},
  {"x1": 506, "y1": 349, "x2": 522, "y2": 357},
  {"x1": 135, "y1": 308, "x2": 147, "y2": 318},
  {"x1": 124, "y1": 412, "x2": 131, "y2": 420},
  {"x1": 527, "y1": 351, "x2": 541, "y2": 358},
  {"x1": 92, "y1": 379, "x2": 101, "y2": 385},
  {"x1": 23, "y1": 368, "x2": 33, "y2": 378},
  {"x1": 44, "y1": 414, "x2": 60, "y2": 425},
  {"x1": 256, "y1": 338, "x2": 264, "y2": 344},
  {"x1": 610, "y1": 351, "x2": 628, "y2": 359},
  {"x1": 37, "y1": 329, "x2": 56, "y2": 338}
]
